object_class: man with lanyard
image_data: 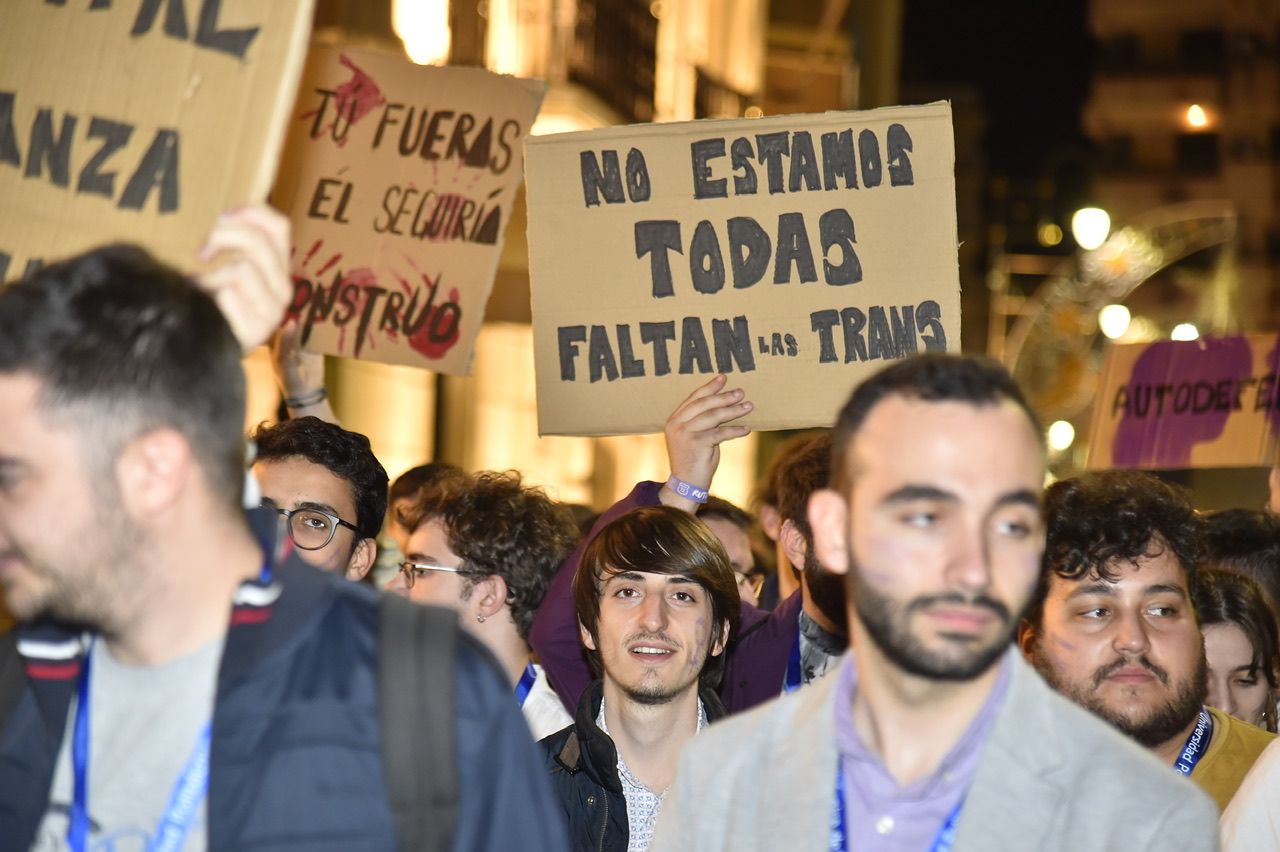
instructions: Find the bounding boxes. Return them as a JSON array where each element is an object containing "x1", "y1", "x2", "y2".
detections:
[
  {"x1": 1020, "y1": 469, "x2": 1275, "y2": 811},
  {"x1": 651, "y1": 354, "x2": 1218, "y2": 851},
  {"x1": 0, "y1": 211, "x2": 567, "y2": 851},
  {"x1": 387, "y1": 469, "x2": 579, "y2": 739},
  {"x1": 531, "y1": 376, "x2": 846, "y2": 715}
]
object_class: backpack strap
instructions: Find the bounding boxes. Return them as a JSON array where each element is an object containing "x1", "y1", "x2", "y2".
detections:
[
  {"x1": 378, "y1": 596, "x2": 459, "y2": 852},
  {"x1": 0, "y1": 630, "x2": 23, "y2": 733}
]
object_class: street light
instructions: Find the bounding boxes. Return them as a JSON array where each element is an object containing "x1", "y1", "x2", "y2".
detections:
[
  {"x1": 1099, "y1": 304, "x2": 1131, "y2": 339},
  {"x1": 1072, "y1": 207, "x2": 1111, "y2": 251}
]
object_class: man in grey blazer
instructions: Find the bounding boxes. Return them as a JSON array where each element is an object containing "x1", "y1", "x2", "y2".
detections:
[{"x1": 651, "y1": 354, "x2": 1218, "y2": 851}]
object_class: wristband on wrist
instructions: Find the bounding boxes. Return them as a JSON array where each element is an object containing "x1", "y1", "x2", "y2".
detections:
[
  {"x1": 666, "y1": 475, "x2": 709, "y2": 504},
  {"x1": 285, "y1": 387, "x2": 327, "y2": 408}
]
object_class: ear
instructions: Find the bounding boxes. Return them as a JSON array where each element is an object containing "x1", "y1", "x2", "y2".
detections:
[
  {"x1": 807, "y1": 488, "x2": 850, "y2": 577},
  {"x1": 779, "y1": 518, "x2": 808, "y2": 572},
  {"x1": 1016, "y1": 619, "x2": 1037, "y2": 662},
  {"x1": 710, "y1": 618, "x2": 730, "y2": 658},
  {"x1": 758, "y1": 504, "x2": 781, "y2": 543},
  {"x1": 116, "y1": 428, "x2": 190, "y2": 518},
  {"x1": 475, "y1": 574, "x2": 508, "y2": 620},
  {"x1": 578, "y1": 619, "x2": 597, "y2": 652},
  {"x1": 344, "y1": 538, "x2": 377, "y2": 582}
]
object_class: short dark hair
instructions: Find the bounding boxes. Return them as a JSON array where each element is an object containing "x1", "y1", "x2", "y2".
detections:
[
  {"x1": 1024, "y1": 470, "x2": 1205, "y2": 629},
  {"x1": 831, "y1": 354, "x2": 1042, "y2": 492},
  {"x1": 389, "y1": 461, "x2": 465, "y2": 507},
  {"x1": 697, "y1": 495, "x2": 753, "y2": 531},
  {"x1": 402, "y1": 471, "x2": 578, "y2": 642},
  {"x1": 752, "y1": 431, "x2": 826, "y2": 512},
  {"x1": 1194, "y1": 567, "x2": 1280, "y2": 695},
  {"x1": 1203, "y1": 509, "x2": 1280, "y2": 620},
  {"x1": 0, "y1": 245, "x2": 246, "y2": 507},
  {"x1": 575, "y1": 506, "x2": 742, "y2": 688},
  {"x1": 774, "y1": 433, "x2": 833, "y2": 546},
  {"x1": 252, "y1": 417, "x2": 389, "y2": 541}
]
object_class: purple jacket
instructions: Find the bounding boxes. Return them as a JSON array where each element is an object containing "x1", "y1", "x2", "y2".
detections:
[{"x1": 529, "y1": 481, "x2": 802, "y2": 716}]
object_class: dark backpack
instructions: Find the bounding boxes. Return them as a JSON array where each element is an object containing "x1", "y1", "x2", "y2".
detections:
[
  {"x1": 0, "y1": 600, "x2": 461, "y2": 852},
  {"x1": 378, "y1": 595, "x2": 459, "y2": 852}
]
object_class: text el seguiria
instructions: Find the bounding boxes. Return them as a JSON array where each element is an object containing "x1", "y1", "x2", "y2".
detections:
[{"x1": 557, "y1": 123, "x2": 948, "y2": 384}]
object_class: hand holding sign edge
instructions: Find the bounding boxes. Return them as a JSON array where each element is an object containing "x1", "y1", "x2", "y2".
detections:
[
  {"x1": 195, "y1": 205, "x2": 292, "y2": 354},
  {"x1": 660, "y1": 374, "x2": 753, "y2": 513}
]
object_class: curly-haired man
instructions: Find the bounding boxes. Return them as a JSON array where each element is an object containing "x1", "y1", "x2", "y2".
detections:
[
  {"x1": 1019, "y1": 469, "x2": 1274, "y2": 811},
  {"x1": 389, "y1": 470, "x2": 580, "y2": 738}
]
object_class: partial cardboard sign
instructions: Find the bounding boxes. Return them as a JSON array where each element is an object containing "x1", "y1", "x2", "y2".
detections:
[
  {"x1": 0, "y1": 0, "x2": 314, "y2": 279},
  {"x1": 525, "y1": 102, "x2": 960, "y2": 436},
  {"x1": 1088, "y1": 334, "x2": 1280, "y2": 470},
  {"x1": 273, "y1": 46, "x2": 545, "y2": 374}
]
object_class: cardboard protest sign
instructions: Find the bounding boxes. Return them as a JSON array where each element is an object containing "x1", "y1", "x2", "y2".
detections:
[
  {"x1": 272, "y1": 46, "x2": 545, "y2": 374},
  {"x1": 0, "y1": 0, "x2": 314, "y2": 280},
  {"x1": 1088, "y1": 334, "x2": 1280, "y2": 470},
  {"x1": 525, "y1": 102, "x2": 960, "y2": 436}
]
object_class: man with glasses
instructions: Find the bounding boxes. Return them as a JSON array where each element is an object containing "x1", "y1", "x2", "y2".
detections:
[
  {"x1": 251, "y1": 416, "x2": 388, "y2": 582},
  {"x1": 388, "y1": 470, "x2": 579, "y2": 739}
]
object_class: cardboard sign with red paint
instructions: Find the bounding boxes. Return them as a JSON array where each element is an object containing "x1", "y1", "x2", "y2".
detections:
[
  {"x1": 273, "y1": 45, "x2": 545, "y2": 374},
  {"x1": 1088, "y1": 334, "x2": 1280, "y2": 470},
  {"x1": 1, "y1": 0, "x2": 314, "y2": 280}
]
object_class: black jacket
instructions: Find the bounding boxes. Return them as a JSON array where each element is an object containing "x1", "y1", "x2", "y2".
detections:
[
  {"x1": 0, "y1": 509, "x2": 567, "y2": 851},
  {"x1": 539, "y1": 678, "x2": 727, "y2": 852}
]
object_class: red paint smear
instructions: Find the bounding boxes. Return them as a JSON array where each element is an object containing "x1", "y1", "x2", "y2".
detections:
[
  {"x1": 409, "y1": 283, "x2": 462, "y2": 360},
  {"x1": 285, "y1": 274, "x2": 310, "y2": 322},
  {"x1": 302, "y1": 238, "x2": 323, "y2": 268},
  {"x1": 316, "y1": 252, "x2": 343, "y2": 276},
  {"x1": 299, "y1": 55, "x2": 387, "y2": 148}
]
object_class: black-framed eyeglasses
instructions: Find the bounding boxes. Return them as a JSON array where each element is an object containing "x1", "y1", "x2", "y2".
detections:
[
  {"x1": 397, "y1": 561, "x2": 463, "y2": 589},
  {"x1": 267, "y1": 505, "x2": 360, "y2": 551}
]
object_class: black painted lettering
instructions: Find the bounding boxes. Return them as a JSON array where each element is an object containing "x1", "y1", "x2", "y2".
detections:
[
  {"x1": 730, "y1": 137, "x2": 757, "y2": 195},
  {"x1": 420, "y1": 110, "x2": 454, "y2": 160},
  {"x1": 889, "y1": 305, "x2": 917, "y2": 355},
  {"x1": 727, "y1": 217, "x2": 770, "y2": 289},
  {"x1": 773, "y1": 212, "x2": 817, "y2": 284},
  {"x1": 0, "y1": 92, "x2": 19, "y2": 167},
  {"x1": 445, "y1": 112, "x2": 475, "y2": 161},
  {"x1": 118, "y1": 128, "x2": 179, "y2": 212},
  {"x1": 787, "y1": 131, "x2": 820, "y2": 192},
  {"x1": 755, "y1": 132, "x2": 789, "y2": 194},
  {"x1": 640, "y1": 321, "x2": 676, "y2": 376},
  {"x1": 581, "y1": 150, "x2": 624, "y2": 207},
  {"x1": 617, "y1": 325, "x2": 646, "y2": 378},
  {"x1": 840, "y1": 307, "x2": 868, "y2": 362},
  {"x1": 76, "y1": 117, "x2": 132, "y2": 198},
  {"x1": 372, "y1": 103, "x2": 403, "y2": 149},
  {"x1": 820, "y1": 129, "x2": 856, "y2": 190},
  {"x1": 858, "y1": 128, "x2": 882, "y2": 188},
  {"x1": 588, "y1": 324, "x2": 619, "y2": 382},
  {"x1": 810, "y1": 309, "x2": 839, "y2": 363},
  {"x1": 691, "y1": 138, "x2": 726, "y2": 199},
  {"x1": 818, "y1": 208, "x2": 861, "y2": 285},
  {"x1": 679, "y1": 316, "x2": 712, "y2": 375},
  {"x1": 635, "y1": 220, "x2": 683, "y2": 298},
  {"x1": 625, "y1": 147, "x2": 651, "y2": 202},
  {"x1": 689, "y1": 220, "x2": 725, "y2": 294},
  {"x1": 886, "y1": 123, "x2": 914, "y2": 186},
  {"x1": 712, "y1": 316, "x2": 755, "y2": 373},
  {"x1": 558, "y1": 326, "x2": 586, "y2": 381},
  {"x1": 914, "y1": 300, "x2": 947, "y2": 351},
  {"x1": 25, "y1": 109, "x2": 76, "y2": 188}
]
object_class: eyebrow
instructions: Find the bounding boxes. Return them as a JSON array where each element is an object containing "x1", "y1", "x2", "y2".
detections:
[
  {"x1": 296, "y1": 500, "x2": 341, "y2": 517},
  {"x1": 605, "y1": 571, "x2": 698, "y2": 586},
  {"x1": 1066, "y1": 581, "x2": 1188, "y2": 600},
  {"x1": 880, "y1": 485, "x2": 1040, "y2": 510}
]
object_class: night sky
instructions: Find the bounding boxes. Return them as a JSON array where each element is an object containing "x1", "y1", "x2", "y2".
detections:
[{"x1": 901, "y1": 0, "x2": 1093, "y2": 180}]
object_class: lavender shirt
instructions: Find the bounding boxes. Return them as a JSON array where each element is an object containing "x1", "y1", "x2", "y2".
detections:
[{"x1": 833, "y1": 652, "x2": 1011, "y2": 851}]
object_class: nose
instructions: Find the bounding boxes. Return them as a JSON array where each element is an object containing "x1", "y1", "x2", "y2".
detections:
[
  {"x1": 1206, "y1": 674, "x2": 1236, "y2": 717},
  {"x1": 946, "y1": 525, "x2": 992, "y2": 594},
  {"x1": 1111, "y1": 608, "x2": 1152, "y2": 657},
  {"x1": 386, "y1": 570, "x2": 409, "y2": 597},
  {"x1": 638, "y1": 591, "x2": 668, "y2": 633}
]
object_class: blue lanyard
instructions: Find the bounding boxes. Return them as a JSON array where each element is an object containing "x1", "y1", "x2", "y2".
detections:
[
  {"x1": 515, "y1": 663, "x2": 538, "y2": 707},
  {"x1": 1173, "y1": 707, "x2": 1213, "y2": 776},
  {"x1": 68, "y1": 642, "x2": 213, "y2": 852},
  {"x1": 784, "y1": 628, "x2": 803, "y2": 693},
  {"x1": 830, "y1": 763, "x2": 965, "y2": 852}
]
